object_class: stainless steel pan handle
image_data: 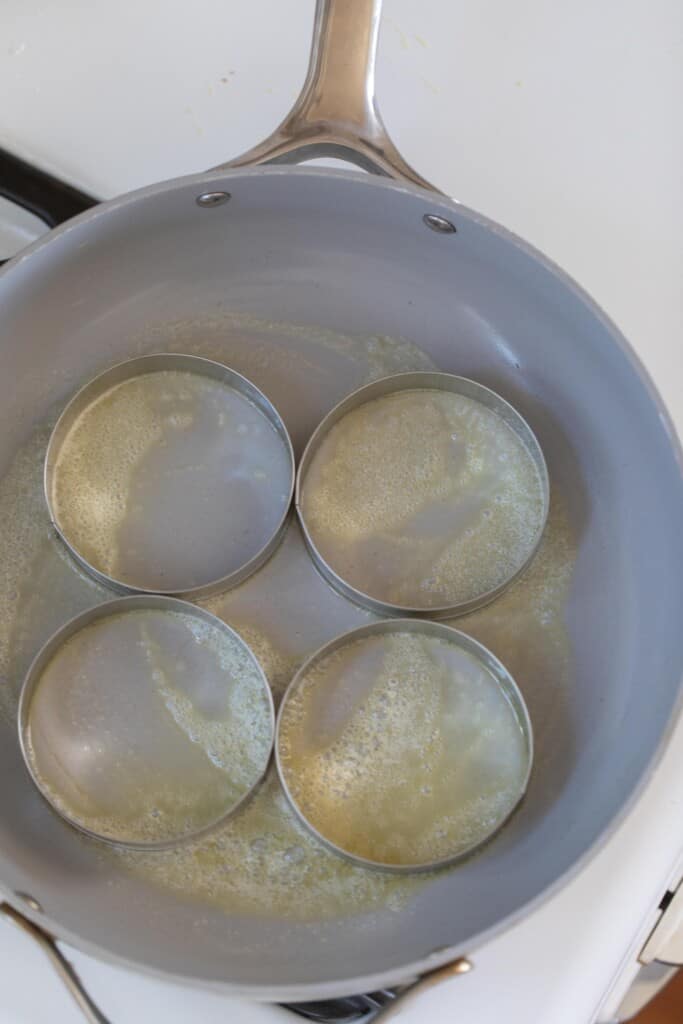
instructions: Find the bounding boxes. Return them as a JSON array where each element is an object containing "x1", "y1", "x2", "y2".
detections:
[
  {"x1": 218, "y1": 0, "x2": 440, "y2": 193},
  {"x1": 2, "y1": 900, "x2": 470, "y2": 1023},
  {"x1": 1, "y1": 902, "x2": 111, "y2": 1024},
  {"x1": 362, "y1": 958, "x2": 472, "y2": 1021}
]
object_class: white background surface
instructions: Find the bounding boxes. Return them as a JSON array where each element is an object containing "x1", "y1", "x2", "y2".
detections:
[{"x1": 0, "y1": 2, "x2": 681, "y2": 1022}]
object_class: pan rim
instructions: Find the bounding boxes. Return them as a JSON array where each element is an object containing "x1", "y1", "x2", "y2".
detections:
[{"x1": 0, "y1": 164, "x2": 681, "y2": 999}]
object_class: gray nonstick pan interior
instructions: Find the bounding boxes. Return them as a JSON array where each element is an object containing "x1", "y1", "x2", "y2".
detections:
[{"x1": 0, "y1": 167, "x2": 681, "y2": 1001}]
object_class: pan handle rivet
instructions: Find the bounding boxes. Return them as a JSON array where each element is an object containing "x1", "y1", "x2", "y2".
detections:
[
  {"x1": 423, "y1": 213, "x2": 457, "y2": 234},
  {"x1": 196, "y1": 191, "x2": 231, "y2": 208},
  {"x1": 14, "y1": 892, "x2": 42, "y2": 913}
]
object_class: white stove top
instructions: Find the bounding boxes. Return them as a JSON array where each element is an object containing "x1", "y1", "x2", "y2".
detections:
[{"x1": 0, "y1": 2, "x2": 681, "y2": 1022}]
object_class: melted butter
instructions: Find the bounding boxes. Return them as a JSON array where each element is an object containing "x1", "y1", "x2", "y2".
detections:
[
  {"x1": 0, "y1": 426, "x2": 111, "y2": 726},
  {"x1": 51, "y1": 370, "x2": 291, "y2": 592},
  {"x1": 302, "y1": 389, "x2": 545, "y2": 608},
  {"x1": 203, "y1": 523, "x2": 376, "y2": 705},
  {"x1": 0, "y1": 319, "x2": 575, "y2": 921},
  {"x1": 137, "y1": 312, "x2": 438, "y2": 454},
  {"x1": 115, "y1": 769, "x2": 416, "y2": 917},
  {"x1": 25, "y1": 608, "x2": 272, "y2": 845},
  {"x1": 278, "y1": 631, "x2": 528, "y2": 867},
  {"x1": 0, "y1": 425, "x2": 574, "y2": 920}
]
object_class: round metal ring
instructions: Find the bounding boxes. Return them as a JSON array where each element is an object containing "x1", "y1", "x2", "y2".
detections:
[
  {"x1": 45, "y1": 353, "x2": 295, "y2": 598},
  {"x1": 276, "y1": 618, "x2": 533, "y2": 873},
  {"x1": 296, "y1": 371, "x2": 549, "y2": 618},
  {"x1": 18, "y1": 595, "x2": 275, "y2": 849}
]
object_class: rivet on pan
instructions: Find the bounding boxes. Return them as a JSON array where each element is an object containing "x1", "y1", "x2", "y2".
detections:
[
  {"x1": 423, "y1": 213, "x2": 457, "y2": 234},
  {"x1": 196, "y1": 191, "x2": 231, "y2": 208},
  {"x1": 14, "y1": 892, "x2": 42, "y2": 913}
]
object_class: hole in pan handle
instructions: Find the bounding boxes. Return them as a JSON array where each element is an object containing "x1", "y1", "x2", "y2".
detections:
[
  {"x1": 0, "y1": 1, "x2": 438, "y2": 256},
  {"x1": 0, "y1": 0, "x2": 440, "y2": 263},
  {"x1": 216, "y1": 0, "x2": 441, "y2": 194}
]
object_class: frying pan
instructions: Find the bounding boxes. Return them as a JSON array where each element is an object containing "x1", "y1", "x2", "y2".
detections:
[{"x1": 1, "y1": 0, "x2": 682, "y2": 1018}]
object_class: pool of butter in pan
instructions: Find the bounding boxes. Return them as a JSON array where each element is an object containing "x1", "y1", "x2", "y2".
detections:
[{"x1": 0, "y1": 320, "x2": 575, "y2": 919}]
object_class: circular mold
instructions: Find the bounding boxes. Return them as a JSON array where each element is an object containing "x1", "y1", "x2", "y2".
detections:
[
  {"x1": 276, "y1": 618, "x2": 533, "y2": 872},
  {"x1": 19, "y1": 595, "x2": 275, "y2": 849},
  {"x1": 45, "y1": 353, "x2": 295, "y2": 598},
  {"x1": 296, "y1": 371, "x2": 549, "y2": 618}
]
